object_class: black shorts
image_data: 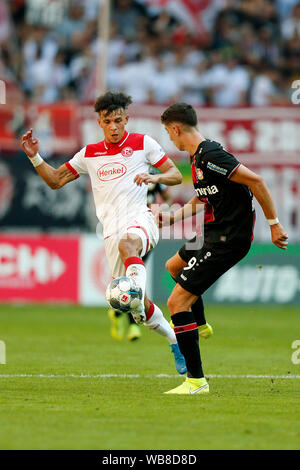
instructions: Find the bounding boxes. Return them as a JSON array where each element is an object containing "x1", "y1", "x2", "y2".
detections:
[
  {"x1": 178, "y1": 236, "x2": 203, "y2": 263},
  {"x1": 177, "y1": 240, "x2": 251, "y2": 296}
]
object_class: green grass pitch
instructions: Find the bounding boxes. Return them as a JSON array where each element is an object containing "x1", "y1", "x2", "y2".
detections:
[{"x1": 0, "y1": 303, "x2": 300, "y2": 450}]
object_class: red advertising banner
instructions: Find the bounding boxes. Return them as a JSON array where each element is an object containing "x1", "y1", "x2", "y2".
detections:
[
  {"x1": 0, "y1": 103, "x2": 79, "y2": 153},
  {"x1": 122, "y1": 105, "x2": 300, "y2": 166},
  {"x1": 1, "y1": 104, "x2": 300, "y2": 165},
  {"x1": 77, "y1": 105, "x2": 300, "y2": 165},
  {"x1": 0, "y1": 235, "x2": 80, "y2": 303}
]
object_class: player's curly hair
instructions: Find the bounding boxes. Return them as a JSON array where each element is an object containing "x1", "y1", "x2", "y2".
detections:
[
  {"x1": 94, "y1": 91, "x2": 132, "y2": 115},
  {"x1": 161, "y1": 103, "x2": 198, "y2": 127}
]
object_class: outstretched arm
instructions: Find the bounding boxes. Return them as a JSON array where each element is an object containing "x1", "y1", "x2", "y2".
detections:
[
  {"x1": 21, "y1": 128, "x2": 77, "y2": 189},
  {"x1": 230, "y1": 164, "x2": 288, "y2": 250},
  {"x1": 156, "y1": 194, "x2": 204, "y2": 227}
]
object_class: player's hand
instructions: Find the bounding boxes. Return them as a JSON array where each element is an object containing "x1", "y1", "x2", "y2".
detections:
[
  {"x1": 271, "y1": 223, "x2": 288, "y2": 250},
  {"x1": 134, "y1": 173, "x2": 159, "y2": 186},
  {"x1": 155, "y1": 212, "x2": 175, "y2": 228},
  {"x1": 21, "y1": 128, "x2": 39, "y2": 158}
]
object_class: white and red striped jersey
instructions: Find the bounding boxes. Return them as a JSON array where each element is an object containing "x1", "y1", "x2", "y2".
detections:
[{"x1": 66, "y1": 131, "x2": 168, "y2": 237}]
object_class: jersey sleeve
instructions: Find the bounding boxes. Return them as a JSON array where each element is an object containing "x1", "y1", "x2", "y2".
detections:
[
  {"x1": 200, "y1": 147, "x2": 241, "y2": 181},
  {"x1": 144, "y1": 135, "x2": 168, "y2": 168},
  {"x1": 65, "y1": 147, "x2": 88, "y2": 178}
]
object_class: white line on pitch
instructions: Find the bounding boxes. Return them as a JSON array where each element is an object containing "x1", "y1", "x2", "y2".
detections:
[{"x1": 0, "y1": 373, "x2": 300, "y2": 379}]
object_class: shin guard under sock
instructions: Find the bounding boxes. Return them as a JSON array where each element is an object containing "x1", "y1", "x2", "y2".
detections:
[
  {"x1": 191, "y1": 296, "x2": 206, "y2": 327},
  {"x1": 172, "y1": 311, "x2": 204, "y2": 378}
]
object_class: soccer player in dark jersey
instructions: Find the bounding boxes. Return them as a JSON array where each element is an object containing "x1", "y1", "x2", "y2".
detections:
[{"x1": 158, "y1": 102, "x2": 288, "y2": 395}]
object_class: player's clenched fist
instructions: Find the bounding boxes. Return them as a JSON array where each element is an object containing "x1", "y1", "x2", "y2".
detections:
[
  {"x1": 155, "y1": 212, "x2": 174, "y2": 228},
  {"x1": 270, "y1": 223, "x2": 288, "y2": 250},
  {"x1": 21, "y1": 128, "x2": 39, "y2": 158}
]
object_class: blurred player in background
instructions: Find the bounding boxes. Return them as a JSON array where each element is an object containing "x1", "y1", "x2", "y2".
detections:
[
  {"x1": 158, "y1": 102, "x2": 288, "y2": 394},
  {"x1": 108, "y1": 167, "x2": 174, "y2": 342},
  {"x1": 21, "y1": 91, "x2": 187, "y2": 375}
]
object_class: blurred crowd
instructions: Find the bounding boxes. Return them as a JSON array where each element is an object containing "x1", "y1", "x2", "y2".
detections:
[{"x1": 1, "y1": 0, "x2": 300, "y2": 106}]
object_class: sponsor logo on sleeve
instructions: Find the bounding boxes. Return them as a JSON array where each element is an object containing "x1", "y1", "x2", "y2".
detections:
[{"x1": 207, "y1": 162, "x2": 227, "y2": 175}]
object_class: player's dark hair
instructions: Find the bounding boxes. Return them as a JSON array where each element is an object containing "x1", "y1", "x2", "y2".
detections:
[
  {"x1": 94, "y1": 91, "x2": 132, "y2": 115},
  {"x1": 161, "y1": 103, "x2": 198, "y2": 127}
]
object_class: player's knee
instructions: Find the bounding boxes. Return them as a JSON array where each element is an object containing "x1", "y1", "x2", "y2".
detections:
[
  {"x1": 167, "y1": 294, "x2": 177, "y2": 315},
  {"x1": 118, "y1": 239, "x2": 129, "y2": 260},
  {"x1": 167, "y1": 295, "x2": 172, "y2": 313},
  {"x1": 165, "y1": 258, "x2": 172, "y2": 273},
  {"x1": 168, "y1": 288, "x2": 192, "y2": 315},
  {"x1": 118, "y1": 236, "x2": 140, "y2": 261}
]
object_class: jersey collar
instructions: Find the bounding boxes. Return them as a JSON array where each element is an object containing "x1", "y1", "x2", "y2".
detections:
[
  {"x1": 192, "y1": 140, "x2": 208, "y2": 158},
  {"x1": 104, "y1": 131, "x2": 130, "y2": 150}
]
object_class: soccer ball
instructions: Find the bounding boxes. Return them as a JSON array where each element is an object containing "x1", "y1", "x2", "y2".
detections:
[{"x1": 106, "y1": 276, "x2": 142, "y2": 313}]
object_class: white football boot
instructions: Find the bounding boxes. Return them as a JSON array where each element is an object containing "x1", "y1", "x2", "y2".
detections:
[{"x1": 130, "y1": 299, "x2": 146, "y2": 324}]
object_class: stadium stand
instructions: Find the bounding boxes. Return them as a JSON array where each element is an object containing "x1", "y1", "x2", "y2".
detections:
[{"x1": 1, "y1": 0, "x2": 298, "y2": 106}]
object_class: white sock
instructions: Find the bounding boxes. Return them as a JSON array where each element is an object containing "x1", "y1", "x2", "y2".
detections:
[
  {"x1": 144, "y1": 303, "x2": 177, "y2": 344},
  {"x1": 125, "y1": 257, "x2": 147, "y2": 308}
]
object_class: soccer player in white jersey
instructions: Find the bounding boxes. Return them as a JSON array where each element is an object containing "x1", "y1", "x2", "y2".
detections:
[{"x1": 21, "y1": 91, "x2": 187, "y2": 374}]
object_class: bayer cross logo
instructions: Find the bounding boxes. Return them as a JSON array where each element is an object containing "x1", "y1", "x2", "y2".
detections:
[
  {"x1": 196, "y1": 168, "x2": 204, "y2": 180},
  {"x1": 121, "y1": 147, "x2": 133, "y2": 157}
]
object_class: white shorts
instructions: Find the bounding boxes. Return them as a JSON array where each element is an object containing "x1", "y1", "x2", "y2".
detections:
[{"x1": 104, "y1": 212, "x2": 159, "y2": 278}]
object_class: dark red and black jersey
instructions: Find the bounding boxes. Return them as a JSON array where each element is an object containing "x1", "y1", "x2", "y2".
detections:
[{"x1": 191, "y1": 140, "x2": 255, "y2": 245}]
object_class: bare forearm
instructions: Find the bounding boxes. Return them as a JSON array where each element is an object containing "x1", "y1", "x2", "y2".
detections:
[
  {"x1": 34, "y1": 160, "x2": 60, "y2": 189},
  {"x1": 157, "y1": 168, "x2": 182, "y2": 186},
  {"x1": 230, "y1": 165, "x2": 288, "y2": 249},
  {"x1": 250, "y1": 179, "x2": 277, "y2": 220},
  {"x1": 22, "y1": 129, "x2": 75, "y2": 189},
  {"x1": 31, "y1": 159, "x2": 74, "y2": 189},
  {"x1": 231, "y1": 165, "x2": 277, "y2": 220},
  {"x1": 172, "y1": 195, "x2": 204, "y2": 223}
]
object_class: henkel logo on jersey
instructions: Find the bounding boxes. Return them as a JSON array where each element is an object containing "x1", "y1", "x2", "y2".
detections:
[
  {"x1": 0, "y1": 236, "x2": 80, "y2": 302},
  {"x1": 97, "y1": 162, "x2": 127, "y2": 181}
]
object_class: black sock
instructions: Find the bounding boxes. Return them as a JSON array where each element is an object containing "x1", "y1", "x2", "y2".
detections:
[
  {"x1": 172, "y1": 311, "x2": 204, "y2": 379},
  {"x1": 191, "y1": 296, "x2": 206, "y2": 327}
]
